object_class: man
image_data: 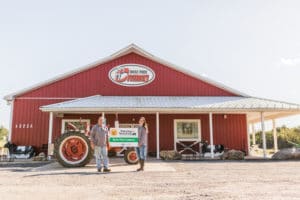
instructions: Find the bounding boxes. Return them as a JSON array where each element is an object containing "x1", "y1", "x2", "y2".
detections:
[{"x1": 90, "y1": 116, "x2": 111, "y2": 172}]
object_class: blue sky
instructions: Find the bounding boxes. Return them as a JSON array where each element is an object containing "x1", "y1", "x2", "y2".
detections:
[{"x1": 1, "y1": 0, "x2": 300, "y2": 130}]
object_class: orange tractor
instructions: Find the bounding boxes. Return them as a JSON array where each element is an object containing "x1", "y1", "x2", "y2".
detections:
[{"x1": 54, "y1": 128, "x2": 139, "y2": 167}]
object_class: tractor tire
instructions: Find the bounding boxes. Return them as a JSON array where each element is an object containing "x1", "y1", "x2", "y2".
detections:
[
  {"x1": 54, "y1": 132, "x2": 93, "y2": 167},
  {"x1": 124, "y1": 148, "x2": 138, "y2": 165}
]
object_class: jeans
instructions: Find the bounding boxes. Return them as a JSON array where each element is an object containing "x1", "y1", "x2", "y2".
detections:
[
  {"x1": 94, "y1": 146, "x2": 109, "y2": 169},
  {"x1": 136, "y1": 145, "x2": 147, "y2": 160}
]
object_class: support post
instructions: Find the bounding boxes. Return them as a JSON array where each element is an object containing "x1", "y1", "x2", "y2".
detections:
[
  {"x1": 272, "y1": 119, "x2": 278, "y2": 152},
  {"x1": 260, "y1": 112, "x2": 267, "y2": 158},
  {"x1": 209, "y1": 112, "x2": 214, "y2": 158},
  {"x1": 102, "y1": 112, "x2": 105, "y2": 127},
  {"x1": 251, "y1": 124, "x2": 256, "y2": 145},
  {"x1": 8, "y1": 99, "x2": 14, "y2": 142},
  {"x1": 156, "y1": 112, "x2": 160, "y2": 159},
  {"x1": 47, "y1": 112, "x2": 54, "y2": 160},
  {"x1": 247, "y1": 120, "x2": 251, "y2": 156}
]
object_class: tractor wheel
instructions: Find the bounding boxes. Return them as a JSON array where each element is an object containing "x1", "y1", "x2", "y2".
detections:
[
  {"x1": 54, "y1": 132, "x2": 93, "y2": 167},
  {"x1": 124, "y1": 148, "x2": 138, "y2": 165}
]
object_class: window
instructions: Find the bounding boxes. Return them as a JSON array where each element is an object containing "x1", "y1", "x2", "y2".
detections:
[
  {"x1": 61, "y1": 119, "x2": 90, "y2": 134},
  {"x1": 174, "y1": 119, "x2": 201, "y2": 141}
]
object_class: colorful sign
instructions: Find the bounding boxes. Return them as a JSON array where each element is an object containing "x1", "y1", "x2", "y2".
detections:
[
  {"x1": 109, "y1": 64, "x2": 155, "y2": 87},
  {"x1": 109, "y1": 128, "x2": 139, "y2": 147}
]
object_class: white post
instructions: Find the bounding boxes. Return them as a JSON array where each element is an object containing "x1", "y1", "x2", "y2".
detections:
[
  {"x1": 156, "y1": 112, "x2": 160, "y2": 159},
  {"x1": 260, "y1": 112, "x2": 267, "y2": 158},
  {"x1": 272, "y1": 119, "x2": 278, "y2": 152},
  {"x1": 251, "y1": 124, "x2": 256, "y2": 145},
  {"x1": 102, "y1": 112, "x2": 105, "y2": 127},
  {"x1": 247, "y1": 121, "x2": 250, "y2": 156},
  {"x1": 8, "y1": 99, "x2": 14, "y2": 142},
  {"x1": 209, "y1": 112, "x2": 214, "y2": 158},
  {"x1": 48, "y1": 112, "x2": 54, "y2": 160}
]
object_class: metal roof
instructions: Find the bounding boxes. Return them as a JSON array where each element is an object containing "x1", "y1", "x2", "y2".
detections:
[
  {"x1": 40, "y1": 95, "x2": 300, "y2": 113},
  {"x1": 4, "y1": 43, "x2": 247, "y2": 101}
]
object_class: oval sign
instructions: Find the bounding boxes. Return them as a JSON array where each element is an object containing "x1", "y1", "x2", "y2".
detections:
[{"x1": 109, "y1": 64, "x2": 155, "y2": 87}]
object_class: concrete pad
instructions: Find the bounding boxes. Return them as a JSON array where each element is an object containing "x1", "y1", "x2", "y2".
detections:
[{"x1": 33, "y1": 158, "x2": 176, "y2": 173}]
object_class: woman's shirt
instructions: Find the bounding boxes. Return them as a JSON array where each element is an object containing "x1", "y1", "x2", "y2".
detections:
[{"x1": 138, "y1": 126, "x2": 148, "y2": 146}]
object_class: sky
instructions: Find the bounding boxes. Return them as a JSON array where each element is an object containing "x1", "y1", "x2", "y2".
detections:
[{"x1": 1, "y1": 0, "x2": 300, "y2": 131}]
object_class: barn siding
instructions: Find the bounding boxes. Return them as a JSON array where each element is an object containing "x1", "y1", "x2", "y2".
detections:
[
  {"x1": 158, "y1": 114, "x2": 247, "y2": 153},
  {"x1": 10, "y1": 52, "x2": 248, "y2": 153},
  {"x1": 19, "y1": 53, "x2": 237, "y2": 98}
]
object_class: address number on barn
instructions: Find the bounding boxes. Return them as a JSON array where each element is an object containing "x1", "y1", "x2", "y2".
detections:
[{"x1": 109, "y1": 128, "x2": 139, "y2": 147}]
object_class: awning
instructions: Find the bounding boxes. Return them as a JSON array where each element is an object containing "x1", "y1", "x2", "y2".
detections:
[{"x1": 40, "y1": 95, "x2": 300, "y2": 122}]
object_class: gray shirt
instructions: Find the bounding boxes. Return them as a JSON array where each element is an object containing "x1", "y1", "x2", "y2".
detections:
[
  {"x1": 90, "y1": 124, "x2": 108, "y2": 147},
  {"x1": 138, "y1": 126, "x2": 148, "y2": 146}
]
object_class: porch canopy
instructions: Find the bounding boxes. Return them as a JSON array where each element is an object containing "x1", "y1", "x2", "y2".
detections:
[
  {"x1": 40, "y1": 95, "x2": 300, "y2": 159},
  {"x1": 40, "y1": 95, "x2": 300, "y2": 120}
]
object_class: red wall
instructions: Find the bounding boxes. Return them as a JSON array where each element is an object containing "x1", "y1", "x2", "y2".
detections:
[
  {"x1": 159, "y1": 114, "x2": 248, "y2": 153},
  {"x1": 20, "y1": 53, "x2": 237, "y2": 97},
  {"x1": 10, "y1": 52, "x2": 247, "y2": 153}
]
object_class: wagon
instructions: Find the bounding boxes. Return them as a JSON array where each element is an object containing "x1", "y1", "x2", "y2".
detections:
[{"x1": 54, "y1": 128, "x2": 139, "y2": 167}]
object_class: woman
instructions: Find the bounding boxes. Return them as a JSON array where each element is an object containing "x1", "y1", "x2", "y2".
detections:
[{"x1": 136, "y1": 117, "x2": 148, "y2": 171}]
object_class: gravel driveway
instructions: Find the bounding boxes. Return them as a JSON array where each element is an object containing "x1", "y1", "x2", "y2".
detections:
[{"x1": 0, "y1": 158, "x2": 300, "y2": 200}]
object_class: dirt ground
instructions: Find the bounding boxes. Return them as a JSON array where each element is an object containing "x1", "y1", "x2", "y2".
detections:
[{"x1": 0, "y1": 158, "x2": 300, "y2": 200}]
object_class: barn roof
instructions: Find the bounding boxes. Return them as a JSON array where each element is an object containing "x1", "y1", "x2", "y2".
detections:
[
  {"x1": 4, "y1": 44, "x2": 247, "y2": 101},
  {"x1": 40, "y1": 95, "x2": 300, "y2": 122}
]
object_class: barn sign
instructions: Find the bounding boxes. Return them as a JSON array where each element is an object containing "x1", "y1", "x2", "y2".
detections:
[
  {"x1": 109, "y1": 128, "x2": 139, "y2": 147},
  {"x1": 109, "y1": 64, "x2": 155, "y2": 86}
]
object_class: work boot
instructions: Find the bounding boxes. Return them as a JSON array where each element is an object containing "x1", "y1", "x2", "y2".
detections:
[
  {"x1": 137, "y1": 160, "x2": 144, "y2": 171},
  {"x1": 137, "y1": 160, "x2": 142, "y2": 171},
  {"x1": 103, "y1": 168, "x2": 111, "y2": 172},
  {"x1": 141, "y1": 159, "x2": 144, "y2": 171},
  {"x1": 97, "y1": 168, "x2": 102, "y2": 172}
]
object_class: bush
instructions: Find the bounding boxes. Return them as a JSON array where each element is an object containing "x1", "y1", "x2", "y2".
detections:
[
  {"x1": 0, "y1": 126, "x2": 8, "y2": 140},
  {"x1": 251, "y1": 126, "x2": 300, "y2": 149}
]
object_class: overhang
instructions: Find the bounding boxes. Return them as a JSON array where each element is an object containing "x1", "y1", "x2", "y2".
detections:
[{"x1": 40, "y1": 95, "x2": 300, "y2": 122}]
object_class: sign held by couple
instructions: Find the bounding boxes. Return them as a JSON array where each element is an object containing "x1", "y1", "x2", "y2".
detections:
[{"x1": 109, "y1": 128, "x2": 139, "y2": 147}]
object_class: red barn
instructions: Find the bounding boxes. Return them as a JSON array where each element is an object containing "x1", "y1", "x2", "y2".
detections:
[{"x1": 4, "y1": 44, "x2": 300, "y2": 159}]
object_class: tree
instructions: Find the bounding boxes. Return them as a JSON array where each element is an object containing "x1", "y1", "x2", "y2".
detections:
[
  {"x1": 251, "y1": 126, "x2": 300, "y2": 149},
  {"x1": 0, "y1": 126, "x2": 8, "y2": 140}
]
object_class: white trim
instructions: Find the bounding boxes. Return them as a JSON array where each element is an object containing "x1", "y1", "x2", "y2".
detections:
[
  {"x1": 251, "y1": 123, "x2": 256, "y2": 145},
  {"x1": 260, "y1": 112, "x2": 267, "y2": 158},
  {"x1": 61, "y1": 119, "x2": 91, "y2": 134},
  {"x1": 102, "y1": 112, "x2": 105, "y2": 127},
  {"x1": 8, "y1": 99, "x2": 14, "y2": 142},
  {"x1": 246, "y1": 114, "x2": 250, "y2": 155},
  {"x1": 272, "y1": 119, "x2": 278, "y2": 152},
  {"x1": 174, "y1": 119, "x2": 201, "y2": 143},
  {"x1": 48, "y1": 112, "x2": 53, "y2": 144},
  {"x1": 40, "y1": 107, "x2": 300, "y2": 114},
  {"x1": 4, "y1": 43, "x2": 247, "y2": 101},
  {"x1": 156, "y1": 112, "x2": 160, "y2": 159},
  {"x1": 48, "y1": 112, "x2": 54, "y2": 159},
  {"x1": 209, "y1": 112, "x2": 214, "y2": 158}
]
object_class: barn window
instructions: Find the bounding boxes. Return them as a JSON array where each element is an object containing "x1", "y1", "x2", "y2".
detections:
[{"x1": 174, "y1": 119, "x2": 201, "y2": 141}]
